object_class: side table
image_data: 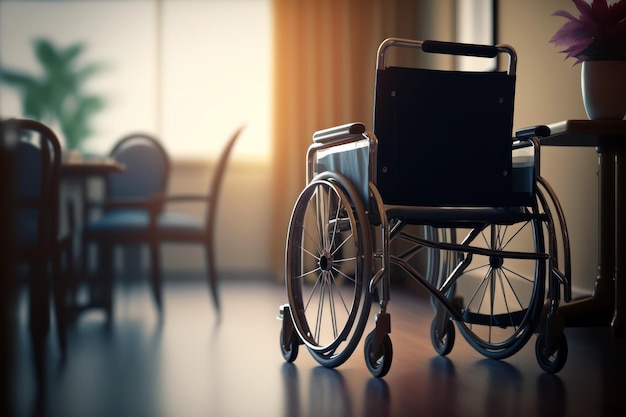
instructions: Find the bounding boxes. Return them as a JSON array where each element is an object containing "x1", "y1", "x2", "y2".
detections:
[{"x1": 541, "y1": 120, "x2": 626, "y2": 337}]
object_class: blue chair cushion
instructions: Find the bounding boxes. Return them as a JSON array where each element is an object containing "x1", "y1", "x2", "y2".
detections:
[
  {"x1": 158, "y1": 212, "x2": 204, "y2": 235},
  {"x1": 86, "y1": 209, "x2": 150, "y2": 234},
  {"x1": 87, "y1": 210, "x2": 204, "y2": 236}
]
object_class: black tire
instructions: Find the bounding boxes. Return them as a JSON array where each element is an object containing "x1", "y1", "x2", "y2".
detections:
[
  {"x1": 364, "y1": 331, "x2": 393, "y2": 378},
  {"x1": 430, "y1": 318, "x2": 455, "y2": 356},
  {"x1": 535, "y1": 330, "x2": 568, "y2": 374},
  {"x1": 279, "y1": 328, "x2": 299, "y2": 363}
]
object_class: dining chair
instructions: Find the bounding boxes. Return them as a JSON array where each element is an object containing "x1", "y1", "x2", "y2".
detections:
[
  {"x1": 154, "y1": 125, "x2": 244, "y2": 314},
  {"x1": 81, "y1": 133, "x2": 169, "y2": 320},
  {"x1": 3, "y1": 118, "x2": 74, "y2": 376},
  {"x1": 81, "y1": 126, "x2": 242, "y2": 320}
]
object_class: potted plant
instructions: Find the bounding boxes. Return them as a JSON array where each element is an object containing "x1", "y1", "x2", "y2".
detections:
[
  {"x1": 550, "y1": 0, "x2": 626, "y2": 119},
  {"x1": 0, "y1": 38, "x2": 107, "y2": 151}
]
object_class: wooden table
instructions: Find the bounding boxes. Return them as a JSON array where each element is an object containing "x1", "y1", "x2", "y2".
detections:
[
  {"x1": 541, "y1": 120, "x2": 626, "y2": 337},
  {"x1": 61, "y1": 157, "x2": 124, "y2": 177},
  {"x1": 61, "y1": 157, "x2": 125, "y2": 318},
  {"x1": 61, "y1": 157, "x2": 125, "y2": 228}
]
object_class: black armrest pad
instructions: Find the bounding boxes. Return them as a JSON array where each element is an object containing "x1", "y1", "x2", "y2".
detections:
[
  {"x1": 312, "y1": 122, "x2": 366, "y2": 144},
  {"x1": 515, "y1": 125, "x2": 551, "y2": 139}
]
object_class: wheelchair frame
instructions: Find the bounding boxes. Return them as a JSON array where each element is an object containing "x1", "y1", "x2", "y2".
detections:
[{"x1": 279, "y1": 38, "x2": 572, "y2": 377}]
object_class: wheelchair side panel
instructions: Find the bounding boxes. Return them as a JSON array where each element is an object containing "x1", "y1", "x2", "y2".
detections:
[
  {"x1": 316, "y1": 139, "x2": 371, "y2": 203},
  {"x1": 374, "y1": 67, "x2": 523, "y2": 207}
]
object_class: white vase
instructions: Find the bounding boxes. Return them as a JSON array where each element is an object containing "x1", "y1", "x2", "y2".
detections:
[{"x1": 581, "y1": 60, "x2": 626, "y2": 120}]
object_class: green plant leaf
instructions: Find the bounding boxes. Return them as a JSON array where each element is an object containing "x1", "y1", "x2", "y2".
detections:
[{"x1": 0, "y1": 38, "x2": 108, "y2": 150}]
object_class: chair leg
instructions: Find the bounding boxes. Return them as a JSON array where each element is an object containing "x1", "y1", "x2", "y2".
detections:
[
  {"x1": 149, "y1": 242, "x2": 163, "y2": 316},
  {"x1": 204, "y1": 244, "x2": 220, "y2": 314},
  {"x1": 97, "y1": 243, "x2": 115, "y2": 322},
  {"x1": 78, "y1": 234, "x2": 89, "y2": 305},
  {"x1": 28, "y1": 262, "x2": 50, "y2": 383},
  {"x1": 51, "y1": 246, "x2": 68, "y2": 362}
]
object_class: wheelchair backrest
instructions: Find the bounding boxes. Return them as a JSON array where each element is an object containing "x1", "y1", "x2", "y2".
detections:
[{"x1": 373, "y1": 39, "x2": 523, "y2": 207}]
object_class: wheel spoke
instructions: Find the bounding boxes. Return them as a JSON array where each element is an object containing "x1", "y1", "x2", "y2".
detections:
[
  {"x1": 500, "y1": 267, "x2": 528, "y2": 314},
  {"x1": 330, "y1": 269, "x2": 352, "y2": 314},
  {"x1": 295, "y1": 265, "x2": 320, "y2": 280},
  {"x1": 302, "y1": 218, "x2": 323, "y2": 257},
  {"x1": 327, "y1": 194, "x2": 343, "y2": 252},
  {"x1": 466, "y1": 266, "x2": 491, "y2": 310},
  {"x1": 331, "y1": 231, "x2": 354, "y2": 257},
  {"x1": 314, "y1": 273, "x2": 326, "y2": 342},
  {"x1": 299, "y1": 244, "x2": 320, "y2": 266},
  {"x1": 500, "y1": 221, "x2": 530, "y2": 250},
  {"x1": 328, "y1": 277, "x2": 339, "y2": 338},
  {"x1": 463, "y1": 262, "x2": 490, "y2": 275},
  {"x1": 502, "y1": 265, "x2": 536, "y2": 285},
  {"x1": 497, "y1": 268, "x2": 517, "y2": 329},
  {"x1": 332, "y1": 265, "x2": 357, "y2": 283},
  {"x1": 303, "y1": 271, "x2": 323, "y2": 312}
]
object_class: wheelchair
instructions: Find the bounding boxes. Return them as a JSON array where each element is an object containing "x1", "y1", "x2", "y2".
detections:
[{"x1": 278, "y1": 39, "x2": 572, "y2": 377}]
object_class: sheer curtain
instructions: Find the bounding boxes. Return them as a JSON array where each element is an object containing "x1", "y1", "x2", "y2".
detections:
[{"x1": 270, "y1": 0, "x2": 455, "y2": 276}]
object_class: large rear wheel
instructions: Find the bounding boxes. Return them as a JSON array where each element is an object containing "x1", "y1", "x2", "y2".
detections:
[
  {"x1": 452, "y1": 211, "x2": 546, "y2": 359},
  {"x1": 285, "y1": 172, "x2": 372, "y2": 368}
]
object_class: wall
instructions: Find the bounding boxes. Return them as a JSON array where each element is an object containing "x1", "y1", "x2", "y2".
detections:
[
  {"x1": 499, "y1": 0, "x2": 600, "y2": 294},
  {"x1": 2, "y1": 0, "x2": 605, "y2": 291},
  {"x1": 146, "y1": 0, "x2": 605, "y2": 291},
  {"x1": 0, "y1": 0, "x2": 275, "y2": 279},
  {"x1": 162, "y1": 160, "x2": 273, "y2": 278}
]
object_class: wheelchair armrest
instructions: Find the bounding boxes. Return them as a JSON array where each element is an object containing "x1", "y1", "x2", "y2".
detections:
[
  {"x1": 515, "y1": 125, "x2": 551, "y2": 140},
  {"x1": 512, "y1": 135, "x2": 542, "y2": 180},
  {"x1": 312, "y1": 122, "x2": 366, "y2": 144}
]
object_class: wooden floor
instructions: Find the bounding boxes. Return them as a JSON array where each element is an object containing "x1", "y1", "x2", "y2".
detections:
[{"x1": 7, "y1": 276, "x2": 626, "y2": 417}]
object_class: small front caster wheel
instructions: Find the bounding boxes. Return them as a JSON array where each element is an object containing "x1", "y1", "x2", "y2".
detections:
[
  {"x1": 430, "y1": 318, "x2": 455, "y2": 356},
  {"x1": 535, "y1": 330, "x2": 568, "y2": 374},
  {"x1": 280, "y1": 329, "x2": 299, "y2": 363},
  {"x1": 364, "y1": 331, "x2": 393, "y2": 378}
]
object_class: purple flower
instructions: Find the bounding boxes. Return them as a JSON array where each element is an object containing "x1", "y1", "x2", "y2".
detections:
[{"x1": 550, "y1": 0, "x2": 626, "y2": 64}]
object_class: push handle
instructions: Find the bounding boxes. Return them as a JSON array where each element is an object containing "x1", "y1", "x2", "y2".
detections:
[
  {"x1": 422, "y1": 40, "x2": 497, "y2": 58},
  {"x1": 376, "y1": 38, "x2": 517, "y2": 75}
]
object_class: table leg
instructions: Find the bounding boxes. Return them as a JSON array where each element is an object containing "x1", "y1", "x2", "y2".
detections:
[
  {"x1": 558, "y1": 150, "x2": 614, "y2": 327},
  {"x1": 613, "y1": 152, "x2": 625, "y2": 337}
]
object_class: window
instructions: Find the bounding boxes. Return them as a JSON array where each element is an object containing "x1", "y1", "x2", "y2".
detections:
[{"x1": 0, "y1": 0, "x2": 272, "y2": 161}]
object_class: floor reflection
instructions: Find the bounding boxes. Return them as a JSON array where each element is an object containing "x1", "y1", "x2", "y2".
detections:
[
  {"x1": 536, "y1": 373, "x2": 567, "y2": 417},
  {"x1": 280, "y1": 363, "x2": 391, "y2": 417},
  {"x1": 363, "y1": 377, "x2": 391, "y2": 417},
  {"x1": 9, "y1": 280, "x2": 626, "y2": 417}
]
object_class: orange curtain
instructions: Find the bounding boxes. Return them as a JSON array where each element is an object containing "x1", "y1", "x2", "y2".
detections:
[{"x1": 270, "y1": 0, "x2": 453, "y2": 277}]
